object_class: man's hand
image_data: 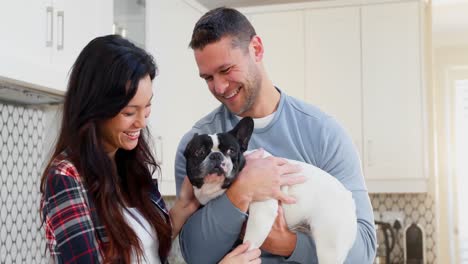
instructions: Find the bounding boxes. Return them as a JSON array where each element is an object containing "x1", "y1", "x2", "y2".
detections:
[
  {"x1": 260, "y1": 204, "x2": 296, "y2": 257},
  {"x1": 226, "y1": 149, "x2": 305, "y2": 212}
]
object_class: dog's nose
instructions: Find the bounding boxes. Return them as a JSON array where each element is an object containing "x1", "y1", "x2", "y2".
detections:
[{"x1": 210, "y1": 152, "x2": 223, "y2": 161}]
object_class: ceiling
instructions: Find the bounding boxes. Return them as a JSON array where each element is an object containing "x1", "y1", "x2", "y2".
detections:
[{"x1": 195, "y1": 0, "x2": 320, "y2": 9}]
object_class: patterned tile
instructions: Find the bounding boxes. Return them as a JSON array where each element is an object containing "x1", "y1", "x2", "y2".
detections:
[
  {"x1": 370, "y1": 193, "x2": 437, "y2": 264},
  {"x1": 0, "y1": 103, "x2": 47, "y2": 263}
]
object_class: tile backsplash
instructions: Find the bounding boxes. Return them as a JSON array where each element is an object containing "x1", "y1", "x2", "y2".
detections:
[
  {"x1": 0, "y1": 103, "x2": 47, "y2": 263},
  {"x1": 370, "y1": 193, "x2": 437, "y2": 264}
]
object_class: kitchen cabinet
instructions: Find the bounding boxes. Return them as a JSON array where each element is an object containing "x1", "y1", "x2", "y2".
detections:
[
  {"x1": 0, "y1": 0, "x2": 113, "y2": 93},
  {"x1": 243, "y1": 0, "x2": 430, "y2": 192},
  {"x1": 304, "y1": 6, "x2": 363, "y2": 159},
  {"x1": 146, "y1": 0, "x2": 218, "y2": 196},
  {"x1": 361, "y1": 2, "x2": 426, "y2": 189},
  {"x1": 247, "y1": 10, "x2": 305, "y2": 100}
]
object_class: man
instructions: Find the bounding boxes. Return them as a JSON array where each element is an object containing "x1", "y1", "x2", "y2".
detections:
[{"x1": 175, "y1": 7, "x2": 376, "y2": 263}]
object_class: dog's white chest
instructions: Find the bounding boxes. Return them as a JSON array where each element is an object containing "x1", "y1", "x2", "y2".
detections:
[{"x1": 194, "y1": 183, "x2": 226, "y2": 205}]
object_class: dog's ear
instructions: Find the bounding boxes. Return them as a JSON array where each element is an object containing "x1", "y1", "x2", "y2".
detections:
[{"x1": 229, "y1": 117, "x2": 254, "y2": 152}]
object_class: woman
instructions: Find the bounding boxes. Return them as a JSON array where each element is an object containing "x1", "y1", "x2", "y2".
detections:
[{"x1": 40, "y1": 35, "x2": 292, "y2": 263}]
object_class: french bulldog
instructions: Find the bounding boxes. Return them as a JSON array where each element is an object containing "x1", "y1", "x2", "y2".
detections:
[{"x1": 183, "y1": 117, "x2": 357, "y2": 264}]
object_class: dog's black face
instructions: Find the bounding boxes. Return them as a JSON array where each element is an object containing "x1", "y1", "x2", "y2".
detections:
[{"x1": 184, "y1": 117, "x2": 254, "y2": 189}]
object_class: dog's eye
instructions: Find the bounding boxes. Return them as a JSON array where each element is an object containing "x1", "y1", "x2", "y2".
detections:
[
  {"x1": 195, "y1": 149, "x2": 206, "y2": 157},
  {"x1": 227, "y1": 148, "x2": 237, "y2": 155}
]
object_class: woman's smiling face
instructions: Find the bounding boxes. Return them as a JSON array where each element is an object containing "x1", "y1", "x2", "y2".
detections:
[{"x1": 99, "y1": 74, "x2": 153, "y2": 158}]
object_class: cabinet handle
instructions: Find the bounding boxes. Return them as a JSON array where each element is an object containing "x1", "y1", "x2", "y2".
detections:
[
  {"x1": 46, "y1": 6, "x2": 53, "y2": 47},
  {"x1": 57, "y1": 11, "x2": 64, "y2": 50},
  {"x1": 367, "y1": 140, "x2": 374, "y2": 167}
]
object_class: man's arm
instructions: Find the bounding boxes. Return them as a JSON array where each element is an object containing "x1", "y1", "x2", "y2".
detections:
[
  {"x1": 315, "y1": 117, "x2": 376, "y2": 263},
  {"x1": 270, "y1": 194, "x2": 375, "y2": 263}
]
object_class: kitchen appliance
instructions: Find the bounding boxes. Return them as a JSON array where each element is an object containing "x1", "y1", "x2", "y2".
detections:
[
  {"x1": 404, "y1": 223, "x2": 425, "y2": 264},
  {"x1": 374, "y1": 221, "x2": 396, "y2": 264}
]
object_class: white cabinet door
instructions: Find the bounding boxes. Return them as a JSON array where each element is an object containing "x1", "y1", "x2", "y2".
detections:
[
  {"x1": 248, "y1": 10, "x2": 305, "y2": 100},
  {"x1": 305, "y1": 6, "x2": 363, "y2": 158},
  {"x1": 246, "y1": 6, "x2": 363, "y2": 161},
  {"x1": 0, "y1": 0, "x2": 53, "y2": 88},
  {"x1": 51, "y1": 0, "x2": 114, "y2": 90},
  {"x1": 361, "y1": 2, "x2": 425, "y2": 182},
  {"x1": 0, "y1": 0, "x2": 113, "y2": 92},
  {"x1": 241, "y1": 1, "x2": 428, "y2": 192}
]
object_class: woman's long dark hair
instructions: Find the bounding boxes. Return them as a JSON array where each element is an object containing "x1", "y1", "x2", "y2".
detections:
[{"x1": 40, "y1": 35, "x2": 171, "y2": 263}]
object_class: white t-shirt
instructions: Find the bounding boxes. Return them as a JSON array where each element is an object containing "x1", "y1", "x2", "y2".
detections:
[
  {"x1": 235, "y1": 111, "x2": 276, "y2": 129},
  {"x1": 123, "y1": 208, "x2": 161, "y2": 264}
]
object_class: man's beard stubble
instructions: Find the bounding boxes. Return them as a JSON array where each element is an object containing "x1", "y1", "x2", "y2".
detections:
[{"x1": 233, "y1": 63, "x2": 262, "y2": 116}]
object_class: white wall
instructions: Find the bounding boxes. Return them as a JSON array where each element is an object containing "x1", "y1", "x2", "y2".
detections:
[
  {"x1": 433, "y1": 45, "x2": 468, "y2": 264},
  {"x1": 432, "y1": 1, "x2": 468, "y2": 261},
  {"x1": 146, "y1": 0, "x2": 218, "y2": 195}
]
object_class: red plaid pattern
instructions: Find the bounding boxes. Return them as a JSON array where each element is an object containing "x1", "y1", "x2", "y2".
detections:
[{"x1": 41, "y1": 152, "x2": 169, "y2": 263}]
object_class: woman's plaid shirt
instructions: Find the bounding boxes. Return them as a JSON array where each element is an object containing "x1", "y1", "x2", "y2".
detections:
[{"x1": 41, "y1": 152, "x2": 170, "y2": 263}]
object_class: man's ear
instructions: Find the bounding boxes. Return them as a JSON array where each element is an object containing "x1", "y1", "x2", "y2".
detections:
[
  {"x1": 229, "y1": 117, "x2": 254, "y2": 152},
  {"x1": 250, "y1": 35, "x2": 264, "y2": 62}
]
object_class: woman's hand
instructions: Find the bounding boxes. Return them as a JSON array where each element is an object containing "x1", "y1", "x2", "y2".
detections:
[
  {"x1": 169, "y1": 176, "x2": 200, "y2": 239},
  {"x1": 178, "y1": 176, "x2": 199, "y2": 211},
  {"x1": 219, "y1": 242, "x2": 261, "y2": 264}
]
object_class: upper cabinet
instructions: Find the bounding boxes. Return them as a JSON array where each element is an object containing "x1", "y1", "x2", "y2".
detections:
[
  {"x1": 304, "y1": 6, "x2": 363, "y2": 159},
  {"x1": 361, "y1": 2, "x2": 426, "y2": 191},
  {"x1": 0, "y1": 0, "x2": 113, "y2": 93},
  {"x1": 244, "y1": 0, "x2": 430, "y2": 193},
  {"x1": 247, "y1": 10, "x2": 305, "y2": 100}
]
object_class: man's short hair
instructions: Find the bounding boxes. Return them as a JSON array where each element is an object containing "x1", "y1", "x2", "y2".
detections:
[{"x1": 189, "y1": 7, "x2": 256, "y2": 51}]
